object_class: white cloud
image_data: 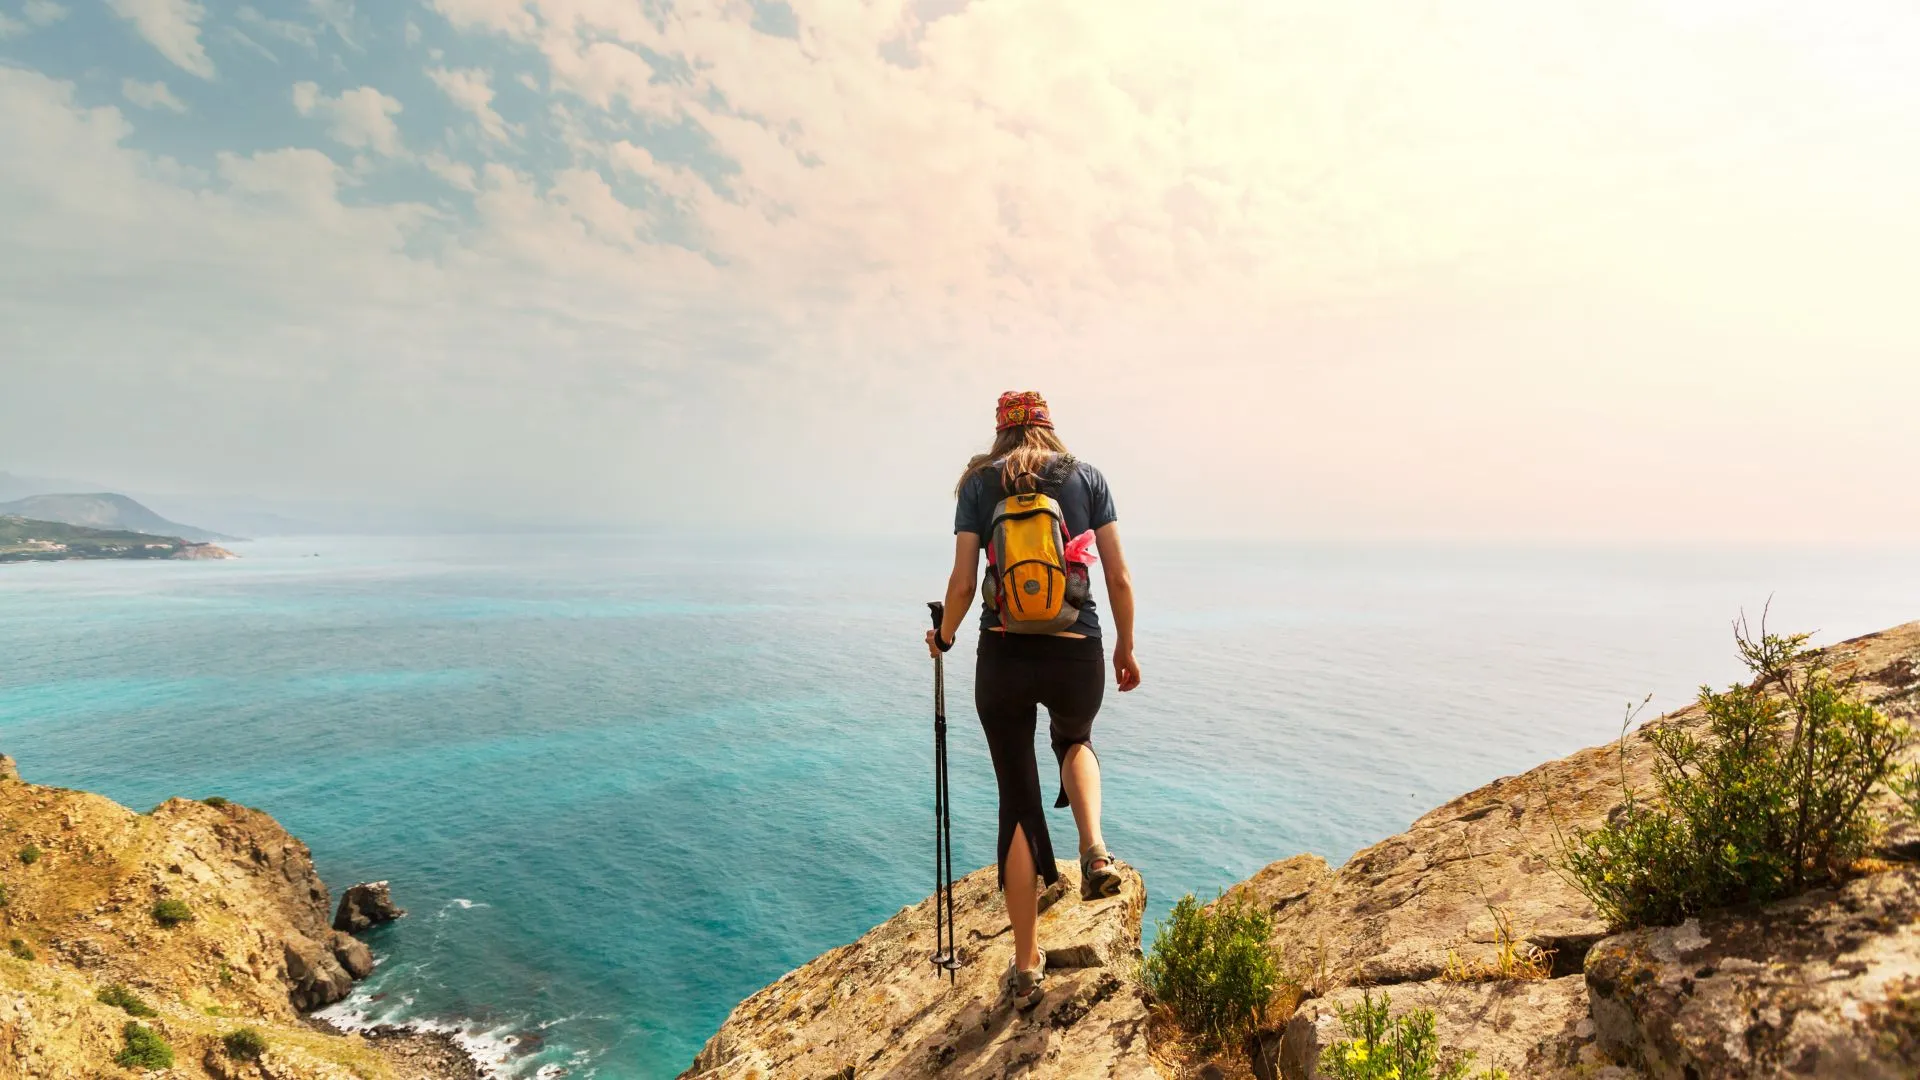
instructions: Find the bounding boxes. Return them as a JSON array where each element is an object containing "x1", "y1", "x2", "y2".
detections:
[
  {"x1": 121, "y1": 78, "x2": 187, "y2": 113},
  {"x1": 421, "y1": 151, "x2": 478, "y2": 191},
  {"x1": 427, "y1": 66, "x2": 512, "y2": 143},
  {"x1": 405, "y1": 18, "x2": 422, "y2": 47},
  {"x1": 292, "y1": 81, "x2": 406, "y2": 157},
  {"x1": 0, "y1": 0, "x2": 62, "y2": 38},
  {"x1": 10, "y1": 3, "x2": 1920, "y2": 538},
  {"x1": 106, "y1": 0, "x2": 215, "y2": 80},
  {"x1": 237, "y1": 4, "x2": 318, "y2": 51}
]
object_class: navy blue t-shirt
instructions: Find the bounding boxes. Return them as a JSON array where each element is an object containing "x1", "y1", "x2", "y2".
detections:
[{"x1": 954, "y1": 455, "x2": 1118, "y2": 637}]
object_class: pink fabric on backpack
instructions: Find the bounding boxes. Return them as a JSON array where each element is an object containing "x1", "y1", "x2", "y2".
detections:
[{"x1": 1064, "y1": 530, "x2": 1098, "y2": 565}]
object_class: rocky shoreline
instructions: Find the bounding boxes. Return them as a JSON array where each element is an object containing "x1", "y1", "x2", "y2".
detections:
[
  {"x1": 303, "y1": 1018, "x2": 485, "y2": 1080},
  {"x1": 0, "y1": 754, "x2": 469, "y2": 1080}
]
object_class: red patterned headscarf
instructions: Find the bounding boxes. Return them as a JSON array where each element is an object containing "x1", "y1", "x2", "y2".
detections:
[{"x1": 995, "y1": 390, "x2": 1053, "y2": 431}]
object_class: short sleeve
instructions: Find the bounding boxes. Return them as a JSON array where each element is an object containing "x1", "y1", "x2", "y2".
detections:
[
  {"x1": 953, "y1": 471, "x2": 988, "y2": 537},
  {"x1": 1083, "y1": 464, "x2": 1118, "y2": 529}
]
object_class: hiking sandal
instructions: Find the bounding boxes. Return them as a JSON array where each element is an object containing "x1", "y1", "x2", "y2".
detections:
[
  {"x1": 1080, "y1": 843, "x2": 1122, "y2": 901},
  {"x1": 1007, "y1": 947, "x2": 1047, "y2": 1012}
]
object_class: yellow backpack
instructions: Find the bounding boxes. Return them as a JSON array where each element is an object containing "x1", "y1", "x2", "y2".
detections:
[{"x1": 982, "y1": 491, "x2": 1091, "y2": 634}]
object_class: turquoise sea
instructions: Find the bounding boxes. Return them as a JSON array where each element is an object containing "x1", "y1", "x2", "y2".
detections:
[{"x1": 3, "y1": 536, "x2": 1917, "y2": 1078}]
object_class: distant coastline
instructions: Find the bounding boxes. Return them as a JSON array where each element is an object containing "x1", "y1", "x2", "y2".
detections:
[{"x1": 0, "y1": 514, "x2": 238, "y2": 563}]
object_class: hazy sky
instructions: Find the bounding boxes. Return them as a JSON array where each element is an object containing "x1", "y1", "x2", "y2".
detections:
[{"x1": 3, "y1": 0, "x2": 1917, "y2": 540}]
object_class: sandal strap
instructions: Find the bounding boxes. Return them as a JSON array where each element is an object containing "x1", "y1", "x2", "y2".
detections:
[{"x1": 1081, "y1": 843, "x2": 1114, "y2": 871}]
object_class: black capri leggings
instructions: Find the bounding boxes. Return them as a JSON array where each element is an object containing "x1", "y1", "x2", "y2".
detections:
[{"x1": 975, "y1": 631, "x2": 1105, "y2": 889}]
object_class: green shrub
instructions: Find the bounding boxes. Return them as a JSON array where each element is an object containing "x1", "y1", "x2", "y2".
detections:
[
  {"x1": 151, "y1": 898, "x2": 194, "y2": 927},
  {"x1": 222, "y1": 1027, "x2": 268, "y2": 1061},
  {"x1": 7, "y1": 937, "x2": 33, "y2": 961},
  {"x1": 1141, "y1": 892, "x2": 1280, "y2": 1048},
  {"x1": 0, "y1": 883, "x2": 9, "y2": 907},
  {"x1": 201, "y1": 796, "x2": 230, "y2": 808},
  {"x1": 115, "y1": 1021, "x2": 174, "y2": 1070},
  {"x1": 18, "y1": 844, "x2": 40, "y2": 865},
  {"x1": 1320, "y1": 991, "x2": 1506, "y2": 1080},
  {"x1": 96, "y1": 983, "x2": 157, "y2": 1017},
  {"x1": 1557, "y1": 619, "x2": 1915, "y2": 929}
]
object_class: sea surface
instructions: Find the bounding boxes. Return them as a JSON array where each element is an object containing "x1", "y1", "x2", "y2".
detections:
[{"x1": 3, "y1": 536, "x2": 1917, "y2": 1078}]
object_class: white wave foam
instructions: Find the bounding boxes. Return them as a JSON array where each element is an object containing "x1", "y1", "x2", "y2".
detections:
[{"x1": 317, "y1": 992, "x2": 580, "y2": 1079}]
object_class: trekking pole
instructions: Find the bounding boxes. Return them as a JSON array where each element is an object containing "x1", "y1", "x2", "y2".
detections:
[{"x1": 928, "y1": 602, "x2": 961, "y2": 983}]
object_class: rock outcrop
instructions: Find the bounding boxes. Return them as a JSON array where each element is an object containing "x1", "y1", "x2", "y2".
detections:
[
  {"x1": 683, "y1": 622, "x2": 1920, "y2": 1079},
  {"x1": 0, "y1": 761, "x2": 435, "y2": 1080},
  {"x1": 681, "y1": 861, "x2": 1156, "y2": 1080},
  {"x1": 1245, "y1": 619, "x2": 1920, "y2": 1079},
  {"x1": 334, "y1": 880, "x2": 407, "y2": 933},
  {"x1": 1586, "y1": 864, "x2": 1920, "y2": 1079}
]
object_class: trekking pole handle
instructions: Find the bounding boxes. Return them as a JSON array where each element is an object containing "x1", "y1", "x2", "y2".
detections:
[{"x1": 928, "y1": 601, "x2": 953, "y2": 652}]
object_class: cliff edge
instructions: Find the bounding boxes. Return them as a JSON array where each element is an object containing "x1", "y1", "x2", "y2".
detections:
[
  {"x1": 681, "y1": 862, "x2": 1156, "y2": 1080},
  {"x1": 0, "y1": 759, "x2": 449, "y2": 1080},
  {"x1": 688, "y1": 620, "x2": 1920, "y2": 1080}
]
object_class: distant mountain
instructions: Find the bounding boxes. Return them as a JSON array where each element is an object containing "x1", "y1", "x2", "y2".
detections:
[
  {"x1": 0, "y1": 471, "x2": 110, "y2": 503},
  {"x1": 0, "y1": 494, "x2": 243, "y2": 543}
]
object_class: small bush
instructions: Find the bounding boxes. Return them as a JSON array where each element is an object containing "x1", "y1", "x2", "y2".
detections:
[
  {"x1": 1558, "y1": 617, "x2": 1915, "y2": 929},
  {"x1": 151, "y1": 898, "x2": 194, "y2": 927},
  {"x1": 7, "y1": 937, "x2": 33, "y2": 961},
  {"x1": 1142, "y1": 893, "x2": 1280, "y2": 1048},
  {"x1": 96, "y1": 983, "x2": 157, "y2": 1017},
  {"x1": 201, "y1": 796, "x2": 230, "y2": 808},
  {"x1": 1320, "y1": 991, "x2": 1506, "y2": 1080},
  {"x1": 222, "y1": 1028, "x2": 268, "y2": 1061},
  {"x1": 0, "y1": 883, "x2": 9, "y2": 907},
  {"x1": 18, "y1": 845, "x2": 40, "y2": 865},
  {"x1": 115, "y1": 1021, "x2": 175, "y2": 1070}
]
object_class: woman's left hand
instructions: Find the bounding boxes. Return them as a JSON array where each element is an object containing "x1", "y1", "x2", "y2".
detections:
[{"x1": 1114, "y1": 646, "x2": 1142, "y2": 692}]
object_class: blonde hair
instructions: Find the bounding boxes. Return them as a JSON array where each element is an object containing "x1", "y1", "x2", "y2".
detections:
[{"x1": 955, "y1": 425, "x2": 1071, "y2": 496}]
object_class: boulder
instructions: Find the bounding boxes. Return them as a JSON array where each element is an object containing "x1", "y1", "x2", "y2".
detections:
[
  {"x1": 1585, "y1": 864, "x2": 1920, "y2": 1079},
  {"x1": 331, "y1": 930, "x2": 376, "y2": 980},
  {"x1": 1218, "y1": 854, "x2": 1328, "y2": 918},
  {"x1": 1267, "y1": 976, "x2": 1634, "y2": 1080},
  {"x1": 283, "y1": 932, "x2": 356, "y2": 1011},
  {"x1": 0, "y1": 753, "x2": 19, "y2": 781},
  {"x1": 679, "y1": 860, "x2": 1157, "y2": 1079},
  {"x1": 333, "y1": 880, "x2": 406, "y2": 933}
]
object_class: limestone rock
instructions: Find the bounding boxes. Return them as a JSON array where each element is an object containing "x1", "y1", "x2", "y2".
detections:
[
  {"x1": 0, "y1": 759, "x2": 445, "y2": 1079},
  {"x1": 331, "y1": 930, "x2": 376, "y2": 980},
  {"x1": 333, "y1": 881, "x2": 406, "y2": 933},
  {"x1": 680, "y1": 860, "x2": 1156, "y2": 1080},
  {"x1": 0, "y1": 752, "x2": 19, "y2": 781},
  {"x1": 283, "y1": 933, "x2": 356, "y2": 1011},
  {"x1": 1268, "y1": 977, "x2": 1635, "y2": 1080},
  {"x1": 1585, "y1": 864, "x2": 1920, "y2": 1079},
  {"x1": 1251, "y1": 621, "x2": 1920, "y2": 991},
  {"x1": 1218, "y1": 854, "x2": 1328, "y2": 919}
]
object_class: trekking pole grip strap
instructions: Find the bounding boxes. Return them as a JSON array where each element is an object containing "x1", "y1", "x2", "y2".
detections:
[{"x1": 928, "y1": 601, "x2": 953, "y2": 652}]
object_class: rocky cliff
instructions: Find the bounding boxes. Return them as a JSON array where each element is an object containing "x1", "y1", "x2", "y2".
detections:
[
  {"x1": 0, "y1": 758, "x2": 449, "y2": 1080},
  {"x1": 681, "y1": 862, "x2": 1157, "y2": 1080},
  {"x1": 688, "y1": 620, "x2": 1920, "y2": 1080}
]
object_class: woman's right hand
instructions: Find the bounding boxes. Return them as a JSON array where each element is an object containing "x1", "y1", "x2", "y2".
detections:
[{"x1": 925, "y1": 628, "x2": 953, "y2": 658}]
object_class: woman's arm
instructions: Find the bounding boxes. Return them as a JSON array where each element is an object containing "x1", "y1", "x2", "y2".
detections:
[
  {"x1": 927, "y1": 534, "x2": 980, "y2": 656},
  {"x1": 1096, "y1": 522, "x2": 1140, "y2": 690}
]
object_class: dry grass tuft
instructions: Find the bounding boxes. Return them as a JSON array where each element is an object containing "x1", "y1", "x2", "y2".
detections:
[{"x1": 1441, "y1": 906, "x2": 1552, "y2": 984}]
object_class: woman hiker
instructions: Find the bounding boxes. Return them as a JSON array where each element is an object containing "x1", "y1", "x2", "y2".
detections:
[{"x1": 925, "y1": 390, "x2": 1142, "y2": 1012}]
